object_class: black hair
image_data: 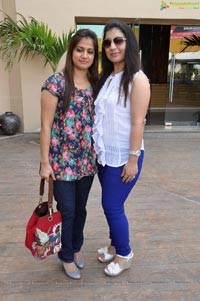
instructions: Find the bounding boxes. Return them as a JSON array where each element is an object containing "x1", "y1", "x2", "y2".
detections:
[
  {"x1": 96, "y1": 19, "x2": 140, "y2": 105},
  {"x1": 62, "y1": 28, "x2": 99, "y2": 113}
]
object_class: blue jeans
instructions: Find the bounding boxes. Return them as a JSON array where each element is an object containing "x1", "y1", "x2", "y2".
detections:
[
  {"x1": 97, "y1": 151, "x2": 144, "y2": 256},
  {"x1": 53, "y1": 176, "x2": 94, "y2": 263}
]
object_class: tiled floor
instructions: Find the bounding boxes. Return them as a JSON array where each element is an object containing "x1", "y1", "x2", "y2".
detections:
[{"x1": 0, "y1": 132, "x2": 200, "y2": 301}]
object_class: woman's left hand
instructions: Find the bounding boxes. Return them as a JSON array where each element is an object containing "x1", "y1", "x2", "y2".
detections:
[{"x1": 121, "y1": 162, "x2": 138, "y2": 183}]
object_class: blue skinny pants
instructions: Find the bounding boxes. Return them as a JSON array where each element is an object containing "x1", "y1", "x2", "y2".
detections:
[
  {"x1": 53, "y1": 176, "x2": 94, "y2": 263},
  {"x1": 97, "y1": 151, "x2": 144, "y2": 256}
]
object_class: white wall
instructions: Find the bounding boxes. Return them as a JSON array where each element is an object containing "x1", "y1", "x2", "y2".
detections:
[
  {"x1": 15, "y1": 0, "x2": 200, "y2": 24},
  {"x1": 0, "y1": 1, "x2": 10, "y2": 115},
  {"x1": 0, "y1": 0, "x2": 199, "y2": 132},
  {"x1": 0, "y1": 64, "x2": 10, "y2": 115},
  {"x1": 20, "y1": 58, "x2": 52, "y2": 132}
]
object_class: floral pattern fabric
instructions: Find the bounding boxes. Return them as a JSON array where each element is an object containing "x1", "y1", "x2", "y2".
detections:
[{"x1": 41, "y1": 72, "x2": 97, "y2": 181}]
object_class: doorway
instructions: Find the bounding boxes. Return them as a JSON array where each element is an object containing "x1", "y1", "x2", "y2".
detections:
[
  {"x1": 139, "y1": 24, "x2": 200, "y2": 126},
  {"x1": 76, "y1": 19, "x2": 200, "y2": 127}
]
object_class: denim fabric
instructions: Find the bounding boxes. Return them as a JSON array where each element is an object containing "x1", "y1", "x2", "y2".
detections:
[
  {"x1": 97, "y1": 151, "x2": 144, "y2": 256},
  {"x1": 53, "y1": 176, "x2": 94, "y2": 263}
]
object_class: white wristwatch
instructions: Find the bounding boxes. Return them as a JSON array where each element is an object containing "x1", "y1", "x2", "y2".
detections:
[{"x1": 129, "y1": 150, "x2": 141, "y2": 157}]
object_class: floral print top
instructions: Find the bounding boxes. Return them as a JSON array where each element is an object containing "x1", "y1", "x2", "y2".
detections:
[{"x1": 41, "y1": 72, "x2": 97, "y2": 181}]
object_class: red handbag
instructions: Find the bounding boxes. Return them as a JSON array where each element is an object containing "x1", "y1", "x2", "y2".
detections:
[{"x1": 25, "y1": 177, "x2": 62, "y2": 260}]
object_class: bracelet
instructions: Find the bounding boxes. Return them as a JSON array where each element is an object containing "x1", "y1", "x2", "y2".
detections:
[{"x1": 129, "y1": 150, "x2": 141, "y2": 157}]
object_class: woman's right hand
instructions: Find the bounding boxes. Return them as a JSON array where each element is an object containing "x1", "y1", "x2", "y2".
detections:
[{"x1": 39, "y1": 162, "x2": 56, "y2": 181}]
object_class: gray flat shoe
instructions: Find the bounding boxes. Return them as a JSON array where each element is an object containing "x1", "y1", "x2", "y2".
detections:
[
  {"x1": 74, "y1": 258, "x2": 84, "y2": 269},
  {"x1": 62, "y1": 262, "x2": 81, "y2": 280}
]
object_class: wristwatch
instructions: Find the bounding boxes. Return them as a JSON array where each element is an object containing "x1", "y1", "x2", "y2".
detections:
[{"x1": 129, "y1": 150, "x2": 141, "y2": 157}]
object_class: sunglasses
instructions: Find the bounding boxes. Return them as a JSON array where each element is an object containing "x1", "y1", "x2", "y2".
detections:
[{"x1": 102, "y1": 37, "x2": 127, "y2": 49}]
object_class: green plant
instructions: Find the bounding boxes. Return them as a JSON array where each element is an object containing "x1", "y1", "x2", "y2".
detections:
[
  {"x1": 0, "y1": 11, "x2": 74, "y2": 72},
  {"x1": 180, "y1": 34, "x2": 200, "y2": 52}
]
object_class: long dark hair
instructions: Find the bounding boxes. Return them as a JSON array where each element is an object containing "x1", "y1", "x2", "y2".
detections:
[
  {"x1": 96, "y1": 20, "x2": 140, "y2": 105},
  {"x1": 62, "y1": 29, "x2": 99, "y2": 113}
]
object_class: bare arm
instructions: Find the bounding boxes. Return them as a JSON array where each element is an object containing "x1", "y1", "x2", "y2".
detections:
[
  {"x1": 39, "y1": 90, "x2": 58, "y2": 181},
  {"x1": 121, "y1": 73, "x2": 150, "y2": 183}
]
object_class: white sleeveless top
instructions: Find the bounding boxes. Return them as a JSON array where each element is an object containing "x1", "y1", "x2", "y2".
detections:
[{"x1": 93, "y1": 70, "x2": 144, "y2": 167}]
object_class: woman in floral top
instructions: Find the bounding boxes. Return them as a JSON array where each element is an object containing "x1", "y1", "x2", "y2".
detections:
[{"x1": 39, "y1": 29, "x2": 99, "y2": 280}]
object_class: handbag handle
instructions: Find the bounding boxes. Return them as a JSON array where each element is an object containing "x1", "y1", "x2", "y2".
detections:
[{"x1": 39, "y1": 177, "x2": 54, "y2": 210}]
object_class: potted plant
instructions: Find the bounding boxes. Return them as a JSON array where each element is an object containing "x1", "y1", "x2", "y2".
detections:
[
  {"x1": 0, "y1": 12, "x2": 75, "y2": 135},
  {"x1": 0, "y1": 11, "x2": 74, "y2": 72}
]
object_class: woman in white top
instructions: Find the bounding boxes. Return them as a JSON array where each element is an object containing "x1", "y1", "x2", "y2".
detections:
[{"x1": 93, "y1": 19, "x2": 150, "y2": 277}]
